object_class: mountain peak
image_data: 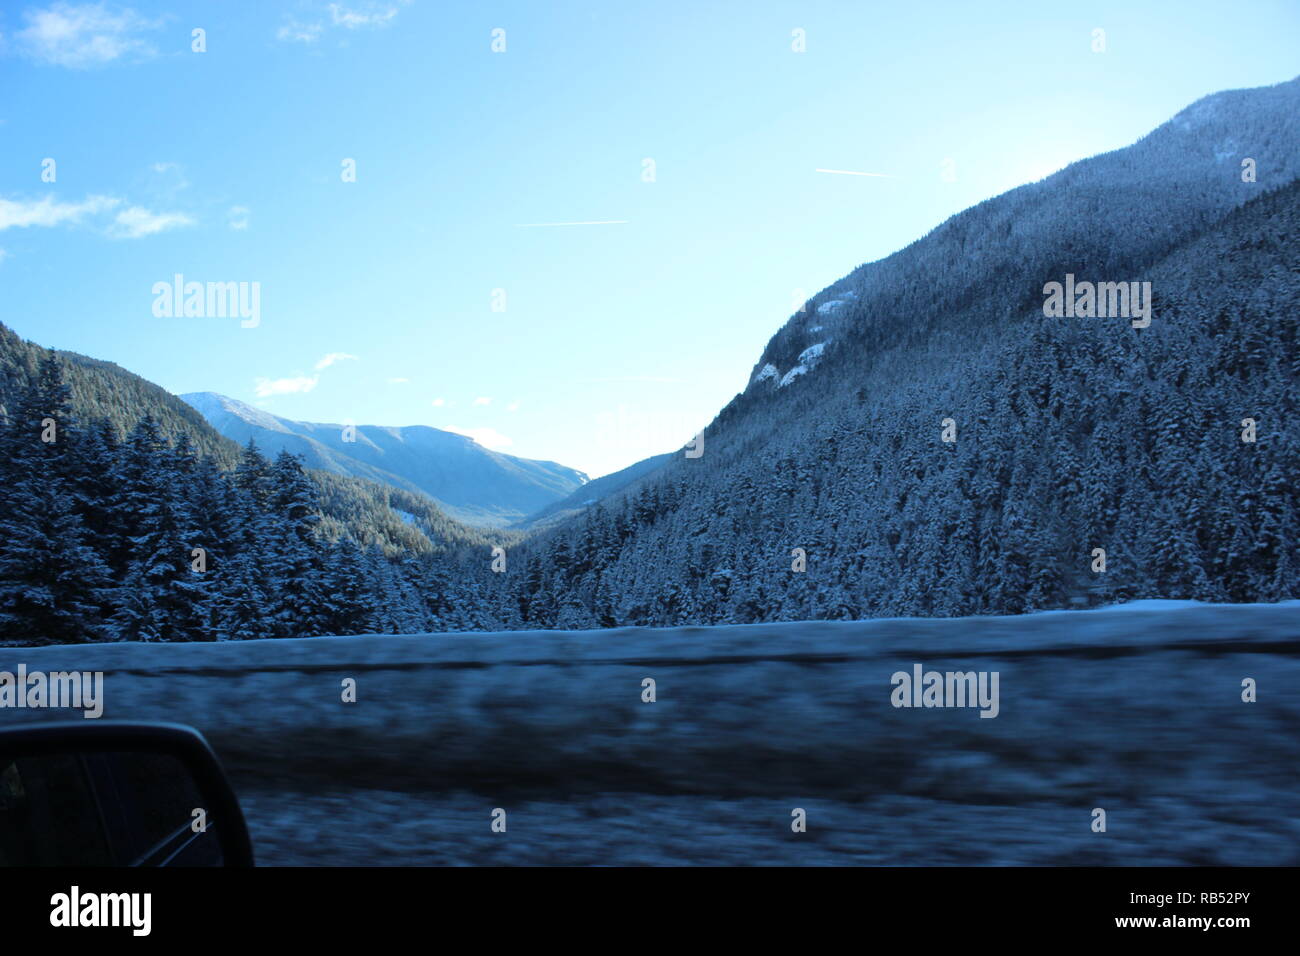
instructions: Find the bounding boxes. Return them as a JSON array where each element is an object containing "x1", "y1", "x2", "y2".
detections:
[{"x1": 180, "y1": 391, "x2": 295, "y2": 434}]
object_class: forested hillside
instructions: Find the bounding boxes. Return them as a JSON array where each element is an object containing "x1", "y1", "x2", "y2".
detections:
[
  {"x1": 0, "y1": 324, "x2": 237, "y2": 464},
  {"x1": 0, "y1": 323, "x2": 495, "y2": 557},
  {"x1": 751, "y1": 76, "x2": 1299, "y2": 387},
  {"x1": 0, "y1": 356, "x2": 511, "y2": 643},
  {"x1": 1, "y1": 80, "x2": 1295, "y2": 644},
  {"x1": 510, "y1": 452, "x2": 673, "y2": 531},
  {"x1": 490, "y1": 167, "x2": 1299, "y2": 627}
]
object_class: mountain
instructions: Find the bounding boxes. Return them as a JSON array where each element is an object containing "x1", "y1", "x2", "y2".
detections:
[
  {"x1": 0, "y1": 323, "x2": 495, "y2": 556},
  {"x1": 3, "y1": 77, "x2": 1296, "y2": 645},
  {"x1": 490, "y1": 77, "x2": 1300, "y2": 627},
  {"x1": 0, "y1": 323, "x2": 237, "y2": 466},
  {"x1": 182, "y1": 392, "x2": 588, "y2": 528},
  {"x1": 746, "y1": 76, "x2": 1300, "y2": 400},
  {"x1": 511, "y1": 453, "x2": 672, "y2": 531}
]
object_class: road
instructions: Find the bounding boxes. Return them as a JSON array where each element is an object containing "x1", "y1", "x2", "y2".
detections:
[{"x1": 3, "y1": 601, "x2": 1297, "y2": 865}]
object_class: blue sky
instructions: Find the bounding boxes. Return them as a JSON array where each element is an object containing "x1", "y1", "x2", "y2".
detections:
[{"x1": 1, "y1": 1, "x2": 1297, "y2": 478}]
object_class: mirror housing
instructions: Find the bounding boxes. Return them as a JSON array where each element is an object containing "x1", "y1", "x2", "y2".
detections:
[{"x1": 0, "y1": 721, "x2": 253, "y2": 867}]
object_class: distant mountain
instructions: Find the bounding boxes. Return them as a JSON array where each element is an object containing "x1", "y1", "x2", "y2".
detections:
[
  {"x1": 182, "y1": 392, "x2": 588, "y2": 528},
  {"x1": 512, "y1": 453, "x2": 672, "y2": 531},
  {"x1": 0, "y1": 323, "x2": 495, "y2": 556}
]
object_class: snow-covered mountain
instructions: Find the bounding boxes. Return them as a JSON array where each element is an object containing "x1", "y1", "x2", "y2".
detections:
[
  {"x1": 4, "y1": 77, "x2": 1295, "y2": 644},
  {"x1": 748, "y1": 76, "x2": 1300, "y2": 395},
  {"x1": 500, "y1": 77, "x2": 1300, "y2": 625},
  {"x1": 509, "y1": 452, "x2": 672, "y2": 531},
  {"x1": 182, "y1": 391, "x2": 587, "y2": 528},
  {"x1": 0, "y1": 322, "x2": 500, "y2": 559}
]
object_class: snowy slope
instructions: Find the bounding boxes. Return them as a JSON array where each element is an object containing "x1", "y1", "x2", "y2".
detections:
[
  {"x1": 510, "y1": 452, "x2": 673, "y2": 530},
  {"x1": 181, "y1": 391, "x2": 587, "y2": 527},
  {"x1": 4, "y1": 601, "x2": 1296, "y2": 865},
  {"x1": 745, "y1": 76, "x2": 1300, "y2": 395}
]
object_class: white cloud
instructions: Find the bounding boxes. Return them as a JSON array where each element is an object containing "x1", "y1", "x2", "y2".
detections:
[
  {"x1": 315, "y1": 352, "x2": 358, "y2": 371},
  {"x1": 107, "y1": 205, "x2": 193, "y2": 239},
  {"x1": 473, "y1": 396, "x2": 492, "y2": 406},
  {"x1": 0, "y1": 194, "x2": 190, "y2": 239},
  {"x1": 506, "y1": 401, "x2": 520, "y2": 412},
  {"x1": 442, "y1": 426, "x2": 513, "y2": 450},
  {"x1": 277, "y1": 1, "x2": 405, "y2": 43},
  {"x1": 0, "y1": 249, "x2": 8, "y2": 265},
  {"x1": 0, "y1": 194, "x2": 119, "y2": 230},
  {"x1": 431, "y1": 397, "x2": 445, "y2": 407},
  {"x1": 329, "y1": 3, "x2": 400, "y2": 29},
  {"x1": 388, "y1": 377, "x2": 409, "y2": 384},
  {"x1": 253, "y1": 376, "x2": 319, "y2": 397},
  {"x1": 276, "y1": 19, "x2": 323, "y2": 44},
  {"x1": 18, "y1": 3, "x2": 158, "y2": 68},
  {"x1": 226, "y1": 205, "x2": 250, "y2": 230},
  {"x1": 147, "y1": 161, "x2": 190, "y2": 197}
]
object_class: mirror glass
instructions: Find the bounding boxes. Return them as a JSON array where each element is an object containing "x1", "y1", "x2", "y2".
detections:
[{"x1": 0, "y1": 749, "x2": 224, "y2": 866}]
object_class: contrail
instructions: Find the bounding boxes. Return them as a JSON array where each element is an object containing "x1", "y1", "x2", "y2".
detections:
[
  {"x1": 514, "y1": 220, "x2": 629, "y2": 227},
  {"x1": 815, "y1": 168, "x2": 893, "y2": 178}
]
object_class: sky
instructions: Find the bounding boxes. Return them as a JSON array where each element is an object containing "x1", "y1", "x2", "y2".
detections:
[{"x1": 1, "y1": 1, "x2": 1297, "y2": 479}]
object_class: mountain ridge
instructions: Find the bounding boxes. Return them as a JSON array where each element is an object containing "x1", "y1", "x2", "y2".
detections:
[
  {"x1": 746, "y1": 75, "x2": 1300, "y2": 400},
  {"x1": 494, "y1": 76, "x2": 1300, "y2": 626},
  {"x1": 182, "y1": 391, "x2": 588, "y2": 528},
  {"x1": 0, "y1": 323, "x2": 496, "y2": 556}
]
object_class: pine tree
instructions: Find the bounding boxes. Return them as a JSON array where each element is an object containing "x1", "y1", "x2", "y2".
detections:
[
  {"x1": 264, "y1": 452, "x2": 328, "y2": 637},
  {"x1": 0, "y1": 356, "x2": 113, "y2": 643},
  {"x1": 0, "y1": 482, "x2": 114, "y2": 643}
]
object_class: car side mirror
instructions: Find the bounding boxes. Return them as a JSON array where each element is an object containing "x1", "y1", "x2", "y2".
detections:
[{"x1": 0, "y1": 721, "x2": 253, "y2": 867}]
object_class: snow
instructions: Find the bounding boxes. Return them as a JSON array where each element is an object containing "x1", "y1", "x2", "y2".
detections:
[
  {"x1": 753, "y1": 363, "x2": 778, "y2": 385},
  {"x1": 778, "y1": 365, "x2": 807, "y2": 387},
  {"x1": 798, "y1": 342, "x2": 828, "y2": 364},
  {"x1": 1171, "y1": 94, "x2": 1222, "y2": 132},
  {"x1": 3, "y1": 601, "x2": 1296, "y2": 864},
  {"x1": 776, "y1": 343, "x2": 830, "y2": 388},
  {"x1": 1089, "y1": 598, "x2": 1207, "y2": 613},
  {"x1": 1213, "y1": 137, "x2": 1240, "y2": 163},
  {"x1": 180, "y1": 391, "x2": 293, "y2": 433},
  {"x1": 814, "y1": 290, "x2": 858, "y2": 315}
]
